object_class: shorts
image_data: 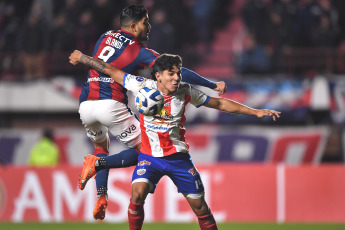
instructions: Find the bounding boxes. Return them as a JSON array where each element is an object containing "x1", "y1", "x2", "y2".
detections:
[
  {"x1": 79, "y1": 99, "x2": 141, "y2": 148},
  {"x1": 132, "y1": 153, "x2": 205, "y2": 195}
]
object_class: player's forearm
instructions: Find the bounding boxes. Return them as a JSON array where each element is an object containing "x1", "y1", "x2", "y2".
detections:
[
  {"x1": 181, "y1": 67, "x2": 217, "y2": 89},
  {"x1": 222, "y1": 99, "x2": 258, "y2": 116},
  {"x1": 79, "y1": 54, "x2": 125, "y2": 85},
  {"x1": 208, "y1": 97, "x2": 259, "y2": 116}
]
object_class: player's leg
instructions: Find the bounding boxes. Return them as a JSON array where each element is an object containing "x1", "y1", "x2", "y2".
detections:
[
  {"x1": 79, "y1": 100, "x2": 111, "y2": 220},
  {"x1": 129, "y1": 153, "x2": 164, "y2": 230},
  {"x1": 184, "y1": 195, "x2": 217, "y2": 230},
  {"x1": 168, "y1": 153, "x2": 218, "y2": 230},
  {"x1": 79, "y1": 100, "x2": 142, "y2": 220}
]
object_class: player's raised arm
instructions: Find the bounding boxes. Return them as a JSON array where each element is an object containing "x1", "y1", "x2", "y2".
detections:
[
  {"x1": 181, "y1": 67, "x2": 227, "y2": 95},
  {"x1": 69, "y1": 50, "x2": 126, "y2": 85},
  {"x1": 205, "y1": 97, "x2": 281, "y2": 121}
]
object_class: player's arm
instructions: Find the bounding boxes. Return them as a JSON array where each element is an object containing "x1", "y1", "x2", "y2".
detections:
[
  {"x1": 138, "y1": 48, "x2": 227, "y2": 95},
  {"x1": 69, "y1": 50, "x2": 126, "y2": 85},
  {"x1": 181, "y1": 67, "x2": 227, "y2": 95},
  {"x1": 205, "y1": 97, "x2": 281, "y2": 121}
]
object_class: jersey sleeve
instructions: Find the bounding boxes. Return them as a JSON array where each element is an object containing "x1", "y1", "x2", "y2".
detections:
[
  {"x1": 188, "y1": 85, "x2": 210, "y2": 108},
  {"x1": 137, "y1": 47, "x2": 160, "y2": 68},
  {"x1": 123, "y1": 73, "x2": 156, "y2": 95},
  {"x1": 181, "y1": 67, "x2": 217, "y2": 89}
]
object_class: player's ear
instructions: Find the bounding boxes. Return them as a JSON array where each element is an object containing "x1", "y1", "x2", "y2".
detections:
[
  {"x1": 130, "y1": 22, "x2": 137, "y2": 33},
  {"x1": 155, "y1": 72, "x2": 161, "y2": 82}
]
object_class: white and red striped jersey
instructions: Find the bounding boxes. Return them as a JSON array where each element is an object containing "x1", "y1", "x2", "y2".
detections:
[{"x1": 123, "y1": 73, "x2": 210, "y2": 157}]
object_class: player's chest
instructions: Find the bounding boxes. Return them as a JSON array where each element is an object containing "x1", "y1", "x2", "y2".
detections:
[{"x1": 154, "y1": 94, "x2": 188, "y2": 121}]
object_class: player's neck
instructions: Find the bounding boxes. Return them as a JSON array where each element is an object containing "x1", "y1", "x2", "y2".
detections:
[{"x1": 121, "y1": 27, "x2": 138, "y2": 38}]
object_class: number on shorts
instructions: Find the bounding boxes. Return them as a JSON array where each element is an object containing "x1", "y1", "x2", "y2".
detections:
[
  {"x1": 195, "y1": 179, "x2": 202, "y2": 189},
  {"x1": 98, "y1": 46, "x2": 115, "y2": 62}
]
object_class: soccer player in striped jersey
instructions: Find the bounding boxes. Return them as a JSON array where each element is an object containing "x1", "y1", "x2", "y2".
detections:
[
  {"x1": 78, "y1": 4, "x2": 226, "y2": 220},
  {"x1": 69, "y1": 50, "x2": 280, "y2": 229}
]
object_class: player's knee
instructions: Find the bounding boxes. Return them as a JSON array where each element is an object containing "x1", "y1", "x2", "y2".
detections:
[
  {"x1": 191, "y1": 201, "x2": 209, "y2": 216},
  {"x1": 131, "y1": 191, "x2": 145, "y2": 203},
  {"x1": 131, "y1": 183, "x2": 149, "y2": 203}
]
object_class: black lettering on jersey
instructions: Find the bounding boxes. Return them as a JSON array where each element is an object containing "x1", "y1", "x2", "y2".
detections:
[{"x1": 116, "y1": 125, "x2": 137, "y2": 139}]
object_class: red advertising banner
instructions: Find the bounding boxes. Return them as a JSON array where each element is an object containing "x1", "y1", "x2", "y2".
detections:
[{"x1": 0, "y1": 164, "x2": 345, "y2": 223}]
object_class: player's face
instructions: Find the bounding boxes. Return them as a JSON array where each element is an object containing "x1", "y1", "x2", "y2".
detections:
[
  {"x1": 156, "y1": 65, "x2": 181, "y2": 95},
  {"x1": 136, "y1": 15, "x2": 151, "y2": 41}
]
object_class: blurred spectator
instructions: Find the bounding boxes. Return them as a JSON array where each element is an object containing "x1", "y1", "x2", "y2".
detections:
[
  {"x1": 62, "y1": 0, "x2": 81, "y2": 26},
  {"x1": 0, "y1": 2, "x2": 23, "y2": 80},
  {"x1": 75, "y1": 10, "x2": 98, "y2": 54},
  {"x1": 28, "y1": 129, "x2": 60, "y2": 167},
  {"x1": 312, "y1": 14, "x2": 338, "y2": 47},
  {"x1": 91, "y1": 0, "x2": 116, "y2": 34},
  {"x1": 293, "y1": 0, "x2": 320, "y2": 47},
  {"x1": 148, "y1": 9, "x2": 175, "y2": 53},
  {"x1": 238, "y1": 33, "x2": 270, "y2": 74},
  {"x1": 16, "y1": 3, "x2": 50, "y2": 80},
  {"x1": 191, "y1": 0, "x2": 216, "y2": 53},
  {"x1": 49, "y1": 12, "x2": 76, "y2": 76},
  {"x1": 241, "y1": 0, "x2": 271, "y2": 45},
  {"x1": 51, "y1": 12, "x2": 76, "y2": 52}
]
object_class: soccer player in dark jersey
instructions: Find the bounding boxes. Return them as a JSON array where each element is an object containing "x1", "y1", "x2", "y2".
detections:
[{"x1": 78, "y1": 4, "x2": 227, "y2": 220}]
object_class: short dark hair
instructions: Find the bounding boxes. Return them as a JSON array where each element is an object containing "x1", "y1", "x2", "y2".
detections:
[
  {"x1": 120, "y1": 4, "x2": 148, "y2": 28},
  {"x1": 151, "y1": 54, "x2": 182, "y2": 80}
]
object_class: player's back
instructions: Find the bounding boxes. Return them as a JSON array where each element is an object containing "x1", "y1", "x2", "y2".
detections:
[{"x1": 79, "y1": 30, "x2": 159, "y2": 104}]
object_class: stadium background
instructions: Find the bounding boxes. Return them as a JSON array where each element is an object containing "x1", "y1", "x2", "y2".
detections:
[{"x1": 0, "y1": 0, "x2": 345, "y2": 228}]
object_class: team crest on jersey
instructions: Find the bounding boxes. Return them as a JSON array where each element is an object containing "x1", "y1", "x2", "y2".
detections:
[
  {"x1": 138, "y1": 160, "x2": 151, "y2": 166},
  {"x1": 188, "y1": 167, "x2": 197, "y2": 176},
  {"x1": 136, "y1": 77, "x2": 144, "y2": 82},
  {"x1": 154, "y1": 108, "x2": 173, "y2": 121},
  {"x1": 174, "y1": 99, "x2": 182, "y2": 107},
  {"x1": 137, "y1": 168, "x2": 146, "y2": 175}
]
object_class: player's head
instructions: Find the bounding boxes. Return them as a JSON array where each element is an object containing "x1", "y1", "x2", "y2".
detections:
[
  {"x1": 120, "y1": 4, "x2": 151, "y2": 41},
  {"x1": 152, "y1": 54, "x2": 182, "y2": 95}
]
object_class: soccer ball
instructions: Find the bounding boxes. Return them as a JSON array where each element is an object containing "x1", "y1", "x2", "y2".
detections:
[{"x1": 135, "y1": 87, "x2": 164, "y2": 116}]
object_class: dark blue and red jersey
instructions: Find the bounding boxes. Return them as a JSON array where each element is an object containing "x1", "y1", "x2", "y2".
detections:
[{"x1": 79, "y1": 30, "x2": 159, "y2": 104}]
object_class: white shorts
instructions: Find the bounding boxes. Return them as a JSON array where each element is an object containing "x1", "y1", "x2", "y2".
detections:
[{"x1": 79, "y1": 100, "x2": 141, "y2": 148}]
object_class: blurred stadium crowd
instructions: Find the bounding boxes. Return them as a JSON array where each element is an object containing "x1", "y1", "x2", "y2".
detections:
[
  {"x1": 0, "y1": 0, "x2": 344, "y2": 164},
  {"x1": 1, "y1": 0, "x2": 345, "y2": 80}
]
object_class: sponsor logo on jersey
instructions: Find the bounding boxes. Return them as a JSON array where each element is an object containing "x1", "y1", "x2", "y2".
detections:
[
  {"x1": 146, "y1": 124, "x2": 169, "y2": 131},
  {"x1": 137, "y1": 168, "x2": 146, "y2": 175},
  {"x1": 87, "y1": 77, "x2": 115, "y2": 83},
  {"x1": 116, "y1": 124, "x2": 137, "y2": 140},
  {"x1": 105, "y1": 31, "x2": 135, "y2": 45},
  {"x1": 136, "y1": 77, "x2": 144, "y2": 82},
  {"x1": 155, "y1": 108, "x2": 173, "y2": 121},
  {"x1": 188, "y1": 167, "x2": 197, "y2": 176},
  {"x1": 138, "y1": 160, "x2": 151, "y2": 166}
]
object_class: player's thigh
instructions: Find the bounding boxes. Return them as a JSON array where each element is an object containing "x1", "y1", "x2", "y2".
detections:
[
  {"x1": 131, "y1": 154, "x2": 165, "y2": 194},
  {"x1": 95, "y1": 100, "x2": 141, "y2": 148},
  {"x1": 79, "y1": 101, "x2": 108, "y2": 143},
  {"x1": 169, "y1": 156, "x2": 205, "y2": 194}
]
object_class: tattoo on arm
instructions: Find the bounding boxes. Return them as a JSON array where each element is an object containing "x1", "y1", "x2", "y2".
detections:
[{"x1": 80, "y1": 54, "x2": 106, "y2": 74}]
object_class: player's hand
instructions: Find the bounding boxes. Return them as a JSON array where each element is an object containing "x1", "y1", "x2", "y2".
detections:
[
  {"x1": 214, "y1": 81, "x2": 227, "y2": 95},
  {"x1": 256, "y1": 109, "x2": 281, "y2": 121},
  {"x1": 69, "y1": 50, "x2": 82, "y2": 65}
]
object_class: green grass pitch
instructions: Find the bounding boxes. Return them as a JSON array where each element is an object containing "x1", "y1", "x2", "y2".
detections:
[{"x1": 1, "y1": 222, "x2": 345, "y2": 230}]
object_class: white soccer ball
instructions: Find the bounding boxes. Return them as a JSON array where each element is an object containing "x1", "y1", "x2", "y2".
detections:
[{"x1": 135, "y1": 87, "x2": 164, "y2": 116}]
